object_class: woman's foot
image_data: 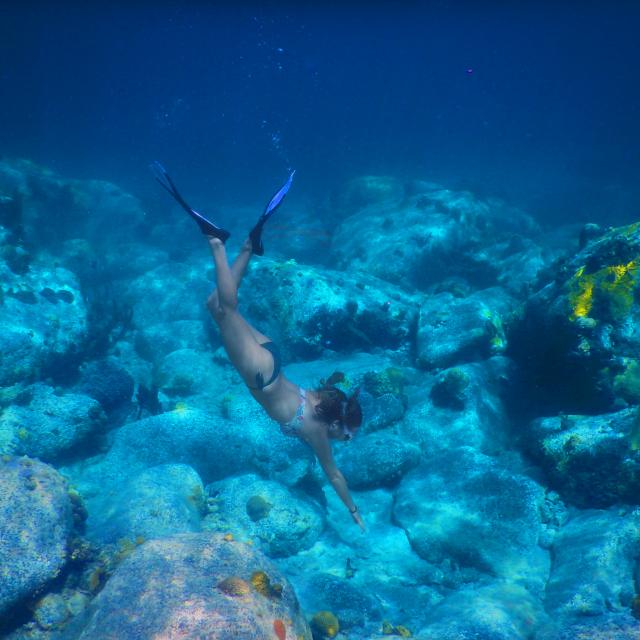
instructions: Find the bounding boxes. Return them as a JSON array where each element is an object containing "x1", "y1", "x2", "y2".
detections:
[
  {"x1": 151, "y1": 161, "x2": 230, "y2": 242},
  {"x1": 189, "y1": 211, "x2": 230, "y2": 241}
]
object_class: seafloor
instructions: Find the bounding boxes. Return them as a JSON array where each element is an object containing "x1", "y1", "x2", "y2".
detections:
[{"x1": 1, "y1": 159, "x2": 640, "y2": 639}]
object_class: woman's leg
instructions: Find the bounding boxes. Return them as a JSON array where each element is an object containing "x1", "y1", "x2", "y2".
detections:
[
  {"x1": 206, "y1": 238, "x2": 273, "y2": 387},
  {"x1": 206, "y1": 237, "x2": 269, "y2": 343}
]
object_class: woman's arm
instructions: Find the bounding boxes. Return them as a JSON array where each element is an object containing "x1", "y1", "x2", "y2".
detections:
[{"x1": 305, "y1": 430, "x2": 365, "y2": 530}]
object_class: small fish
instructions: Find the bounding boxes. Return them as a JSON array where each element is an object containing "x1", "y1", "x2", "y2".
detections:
[{"x1": 273, "y1": 619, "x2": 286, "y2": 640}]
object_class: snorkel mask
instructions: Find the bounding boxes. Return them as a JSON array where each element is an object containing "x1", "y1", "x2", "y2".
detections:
[{"x1": 340, "y1": 387, "x2": 361, "y2": 441}]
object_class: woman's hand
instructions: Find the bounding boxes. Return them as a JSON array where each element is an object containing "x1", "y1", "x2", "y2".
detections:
[{"x1": 350, "y1": 507, "x2": 366, "y2": 532}]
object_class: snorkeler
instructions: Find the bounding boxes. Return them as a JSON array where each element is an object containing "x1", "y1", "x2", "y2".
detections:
[{"x1": 152, "y1": 163, "x2": 365, "y2": 530}]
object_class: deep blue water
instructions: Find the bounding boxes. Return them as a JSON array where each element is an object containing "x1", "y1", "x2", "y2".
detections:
[{"x1": 1, "y1": 2, "x2": 639, "y2": 226}]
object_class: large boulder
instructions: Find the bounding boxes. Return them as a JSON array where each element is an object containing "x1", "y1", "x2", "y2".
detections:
[
  {"x1": 335, "y1": 430, "x2": 420, "y2": 490},
  {"x1": 527, "y1": 408, "x2": 640, "y2": 507},
  {"x1": 0, "y1": 456, "x2": 73, "y2": 618},
  {"x1": 0, "y1": 384, "x2": 106, "y2": 461},
  {"x1": 416, "y1": 287, "x2": 514, "y2": 370},
  {"x1": 62, "y1": 532, "x2": 312, "y2": 640},
  {"x1": 510, "y1": 221, "x2": 640, "y2": 414},
  {"x1": 417, "y1": 583, "x2": 548, "y2": 640},
  {"x1": 242, "y1": 258, "x2": 419, "y2": 361},
  {"x1": 544, "y1": 508, "x2": 640, "y2": 618},
  {"x1": 0, "y1": 159, "x2": 145, "y2": 248},
  {"x1": 393, "y1": 447, "x2": 549, "y2": 593},
  {"x1": 62, "y1": 405, "x2": 314, "y2": 502},
  {"x1": 0, "y1": 256, "x2": 87, "y2": 386},
  {"x1": 205, "y1": 474, "x2": 323, "y2": 558},
  {"x1": 399, "y1": 357, "x2": 515, "y2": 456},
  {"x1": 85, "y1": 464, "x2": 205, "y2": 544},
  {"x1": 330, "y1": 177, "x2": 540, "y2": 292}
]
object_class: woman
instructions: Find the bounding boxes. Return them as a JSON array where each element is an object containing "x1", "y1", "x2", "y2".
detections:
[{"x1": 153, "y1": 163, "x2": 365, "y2": 530}]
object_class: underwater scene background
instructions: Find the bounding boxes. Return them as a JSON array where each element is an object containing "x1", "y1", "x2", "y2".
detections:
[{"x1": 1, "y1": 2, "x2": 640, "y2": 639}]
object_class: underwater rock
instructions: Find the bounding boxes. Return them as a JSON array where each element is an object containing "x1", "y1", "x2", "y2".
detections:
[
  {"x1": 127, "y1": 261, "x2": 211, "y2": 329},
  {"x1": 0, "y1": 384, "x2": 106, "y2": 461},
  {"x1": 330, "y1": 177, "x2": 540, "y2": 292},
  {"x1": 61, "y1": 407, "x2": 267, "y2": 498},
  {"x1": 393, "y1": 447, "x2": 549, "y2": 593},
  {"x1": 417, "y1": 582, "x2": 548, "y2": 639},
  {"x1": 61, "y1": 402, "x2": 317, "y2": 532},
  {"x1": 416, "y1": 287, "x2": 513, "y2": 370},
  {"x1": 304, "y1": 574, "x2": 379, "y2": 630},
  {"x1": 75, "y1": 356, "x2": 134, "y2": 416},
  {"x1": 526, "y1": 408, "x2": 640, "y2": 508},
  {"x1": 543, "y1": 508, "x2": 640, "y2": 619},
  {"x1": 331, "y1": 175, "x2": 405, "y2": 216},
  {"x1": 61, "y1": 532, "x2": 311, "y2": 640},
  {"x1": 335, "y1": 430, "x2": 420, "y2": 490},
  {"x1": 535, "y1": 613, "x2": 640, "y2": 640},
  {"x1": 400, "y1": 357, "x2": 515, "y2": 456},
  {"x1": 133, "y1": 319, "x2": 209, "y2": 366},
  {"x1": 156, "y1": 348, "x2": 228, "y2": 398},
  {"x1": 510, "y1": 221, "x2": 640, "y2": 415},
  {"x1": 85, "y1": 463, "x2": 205, "y2": 544},
  {"x1": 0, "y1": 456, "x2": 73, "y2": 618},
  {"x1": 429, "y1": 367, "x2": 470, "y2": 409},
  {"x1": 204, "y1": 474, "x2": 323, "y2": 558},
  {"x1": 0, "y1": 257, "x2": 87, "y2": 387},
  {"x1": 242, "y1": 257, "x2": 419, "y2": 361},
  {"x1": 0, "y1": 159, "x2": 145, "y2": 247}
]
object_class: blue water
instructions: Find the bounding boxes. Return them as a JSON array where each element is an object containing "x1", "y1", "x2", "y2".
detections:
[
  {"x1": 1, "y1": 3, "x2": 639, "y2": 224},
  {"x1": 2, "y1": 4, "x2": 640, "y2": 640}
]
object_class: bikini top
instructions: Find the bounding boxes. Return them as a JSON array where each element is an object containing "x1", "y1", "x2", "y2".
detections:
[{"x1": 279, "y1": 388, "x2": 306, "y2": 438}]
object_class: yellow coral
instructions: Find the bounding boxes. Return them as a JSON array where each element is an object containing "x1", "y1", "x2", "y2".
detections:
[
  {"x1": 217, "y1": 576, "x2": 251, "y2": 597},
  {"x1": 569, "y1": 259, "x2": 638, "y2": 321},
  {"x1": 310, "y1": 611, "x2": 339, "y2": 638},
  {"x1": 250, "y1": 570, "x2": 282, "y2": 599}
]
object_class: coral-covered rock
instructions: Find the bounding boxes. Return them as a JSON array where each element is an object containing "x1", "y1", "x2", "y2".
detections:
[
  {"x1": 510, "y1": 221, "x2": 640, "y2": 414},
  {"x1": 335, "y1": 430, "x2": 420, "y2": 489},
  {"x1": 75, "y1": 357, "x2": 134, "y2": 415},
  {"x1": 85, "y1": 464, "x2": 205, "y2": 544},
  {"x1": 416, "y1": 287, "x2": 513, "y2": 370},
  {"x1": 544, "y1": 508, "x2": 640, "y2": 618},
  {"x1": 134, "y1": 319, "x2": 210, "y2": 367},
  {"x1": 536, "y1": 614, "x2": 640, "y2": 640},
  {"x1": 127, "y1": 261, "x2": 211, "y2": 329},
  {"x1": 400, "y1": 357, "x2": 515, "y2": 456},
  {"x1": 303, "y1": 574, "x2": 379, "y2": 630},
  {"x1": 0, "y1": 257, "x2": 87, "y2": 386},
  {"x1": 330, "y1": 177, "x2": 540, "y2": 292},
  {"x1": 242, "y1": 258, "x2": 419, "y2": 361},
  {"x1": 0, "y1": 384, "x2": 105, "y2": 461},
  {"x1": 204, "y1": 474, "x2": 323, "y2": 558},
  {"x1": 0, "y1": 160, "x2": 145, "y2": 247},
  {"x1": 0, "y1": 457, "x2": 73, "y2": 618},
  {"x1": 62, "y1": 406, "x2": 314, "y2": 504},
  {"x1": 417, "y1": 583, "x2": 548, "y2": 639},
  {"x1": 526, "y1": 408, "x2": 640, "y2": 508},
  {"x1": 393, "y1": 447, "x2": 549, "y2": 593},
  {"x1": 63, "y1": 532, "x2": 311, "y2": 640}
]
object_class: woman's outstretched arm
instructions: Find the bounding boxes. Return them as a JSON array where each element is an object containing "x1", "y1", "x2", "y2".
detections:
[{"x1": 305, "y1": 430, "x2": 366, "y2": 531}]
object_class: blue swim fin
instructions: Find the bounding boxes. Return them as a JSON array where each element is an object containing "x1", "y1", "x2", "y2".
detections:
[
  {"x1": 151, "y1": 161, "x2": 230, "y2": 242},
  {"x1": 249, "y1": 170, "x2": 296, "y2": 255}
]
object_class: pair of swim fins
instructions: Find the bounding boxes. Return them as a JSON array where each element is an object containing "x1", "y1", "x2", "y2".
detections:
[{"x1": 151, "y1": 161, "x2": 295, "y2": 256}]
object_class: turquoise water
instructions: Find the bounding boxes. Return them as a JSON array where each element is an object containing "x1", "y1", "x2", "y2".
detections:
[{"x1": 1, "y1": 4, "x2": 640, "y2": 640}]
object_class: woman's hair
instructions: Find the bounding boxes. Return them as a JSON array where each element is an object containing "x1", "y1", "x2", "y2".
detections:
[{"x1": 314, "y1": 371, "x2": 363, "y2": 437}]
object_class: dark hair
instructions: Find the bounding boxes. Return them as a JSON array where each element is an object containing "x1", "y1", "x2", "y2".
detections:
[{"x1": 314, "y1": 371, "x2": 363, "y2": 435}]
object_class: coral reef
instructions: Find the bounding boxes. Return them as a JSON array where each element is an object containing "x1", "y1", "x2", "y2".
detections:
[{"x1": 310, "y1": 611, "x2": 339, "y2": 638}]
